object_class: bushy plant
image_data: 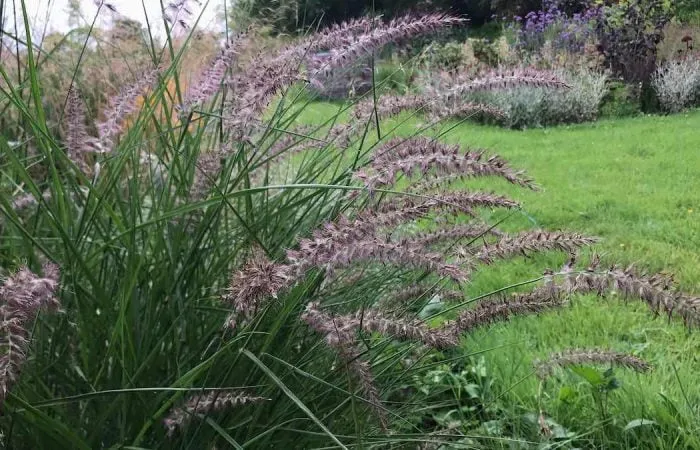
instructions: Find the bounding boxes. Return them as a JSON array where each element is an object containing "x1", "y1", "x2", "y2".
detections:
[
  {"x1": 510, "y1": 0, "x2": 674, "y2": 84},
  {"x1": 652, "y1": 56, "x2": 700, "y2": 112},
  {"x1": 373, "y1": 62, "x2": 415, "y2": 93},
  {"x1": 0, "y1": 11, "x2": 619, "y2": 448},
  {"x1": 600, "y1": 80, "x2": 643, "y2": 117},
  {"x1": 596, "y1": 0, "x2": 673, "y2": 83},
  {"x1": 418, "y1": 41, "x2": 467, "y2": 70},
  {"x1": 511, "y1": 0, "x2": 602, "y2": 54},
  {"x1": 481, "y1": 71, "x2": 607, "y2": 128},
  {"x1": 415, "y1": 67, "x2": 608, "y2": 128}
]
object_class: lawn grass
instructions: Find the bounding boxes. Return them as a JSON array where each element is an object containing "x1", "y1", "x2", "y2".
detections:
[{"x1": 301, "y1": 103, "x2": 700, "y2": 447}]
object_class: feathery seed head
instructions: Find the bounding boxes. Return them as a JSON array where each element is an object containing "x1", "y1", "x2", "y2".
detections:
[
  {"x1": 448, "y1": 295, "x2": 563, "y2": 337},
  {"x1": 97, "y1": 65, "x2": 161, "y2": 148},
  {"x1": 470, "y1": 231, "x2": 598, "y2": 265},
  {"x1": 359, "y1": 137, "x2": 535, "y2": 190},
  {"x1": 164, "y1": 390, "x2": 266, "y2": 436},
  {"x1": 0, "y1": 264, "x2": 60, "y2": 404},
  {"x1": 183, "y1": 35, "x2": 246, "y2": 110},
  {"x1": 534, "y1": 348, "x2": 652, "y2": 380},
  {"x1": 313, "y1": 15, "x2": 464, "y2": 79},
  {"x1": 223, "y1": 249, "x2": 293, "y2": 329},
  {"x1": 352, "y1": 309, "x2": 458, "y2": 349},
  {"x1": 449, "y1": 68, "x2": 571, "y2": 96}
]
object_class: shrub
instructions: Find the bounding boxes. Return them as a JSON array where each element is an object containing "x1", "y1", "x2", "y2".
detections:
[
  {"x1": 652, "y1": 57, "x2": 700, "y2": 112},
  {"x1": 418, "y1": 41, "x2": 467, "y2": 70},
  {"x1": 1, "y1": 12, "x2": 481, "y2": 447},
  {"x1": 414, "y1": 67, "x2": 608, "y2": 128},
  {"x1": 470, "y1": 37, "x2": 503, "y2": 66},
  {"x1": 482, "y1": 68, "x2": 607, "y2": 128},
  {"x1": 596, "y1": 0, "x2": 673, "y2": 83},
  {"x1": 510, "y1": 0, "x2": 673, "y2": 83},
  {"x1": 600, "y1": 80, "x2": 642, "y2": 118}
]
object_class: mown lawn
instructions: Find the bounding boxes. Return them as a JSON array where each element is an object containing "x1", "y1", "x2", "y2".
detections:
[{"x1": 302, "y1": 103, "x2": 700, "y2": 447}]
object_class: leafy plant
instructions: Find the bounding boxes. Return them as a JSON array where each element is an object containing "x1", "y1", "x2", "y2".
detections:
[
  {"x1": 652, "y1": 55, "x2": 700, "y2": 112},
  {"x1": 596, "y1": 0, "x2": 674, "y2": 83}
]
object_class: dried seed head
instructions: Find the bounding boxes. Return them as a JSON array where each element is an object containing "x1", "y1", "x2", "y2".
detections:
[
  {"x1": 447, "y1": 295, "x2": 563, "y2": 337},
  {"x1": 98, "y1": 66, "x2": 161, "y2": 148},
  {"x1": 406, "y1": 224, "x2": 504, "y2": 248},
  {"x1": 428, "y1": 101, "x2": 507, "y2": 121},
  {"x1": 314, "y1": 14, "x2": 464, "y2": 78},
  {"x1": 566, "y1": 266, "x2": 700, "y2": 329},
  {"x1": 164, "y1": 390, "x2": 267, "y2": 436},
  {"x1": 0, "y1": 264, "x2": 60, "y2": 404},
  {"x1": 359, "y1": 137, "x2": 535, "y2": 190},
  {"x1": 353, "y1": 94, "x2": 428, "y2": 121},
  {"x1": 191, "y1": 151, "x2": 223, "y2": 199},
  {"x1": 223, "y1": 248, "x2": 293, "y2": 329},
  {"x1": 277, "y1": 17, "x2": 377, "y2": 62},
  {"x1": 10, "y1": 190, "x2": 52, "y2": 213},
  {"x1": 183, "y1": 35, "x2": 246, "y2": 110},
  {"x1": 351, "y1": 309, "x2": 458, "y2": 349},
  {"x1": 370, "y1": 191, "x2": 519, "y2": 228},
  {"x1": 65, "y1": 87, "x2": 103, "y2": 175},
  {"x1": 288, "y1": 234, "x2": 468, "y2": 283},
  {"x1": 469, "y1": 231, "x2": 598, "y2": 265},
  {"x1": 534, "y1": 348, "x2": 652, "y2": 379},
  {"x1": 449, "y1": 68, "x2": 570, "y2": 96}
]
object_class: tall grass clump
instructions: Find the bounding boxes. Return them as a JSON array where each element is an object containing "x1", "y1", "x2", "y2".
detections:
[{"x1": 1, "y1": 6, "x2": 699, "y2": 449}]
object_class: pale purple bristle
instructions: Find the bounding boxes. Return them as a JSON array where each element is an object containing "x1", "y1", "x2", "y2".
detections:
[
  {"x1": 164, "y1": 390, "x2": 266, "y2": 436},
  {"x1": 0, "y1": 264, "x2": 61, "y2": 405},
  {"x1": 97, "y1": 66, "x2": 161, "y2": 148},
  {"x1": 65, "y1": 87, "x2": 102, "y2": 174},
  {"x1": 469, "y1": 231, "x2": 598, "y2": 265},
  {"x1": 314, "y1": 14, "x2": 464, "y2": 78},
  {"x1": 358, "y1": 137, "x2": 536, "y2": 190},
  {"x1": 184, "y1": 35, "x2": 246, "y2": 110},
  {"x1": 222, "y1": 248, "x2": 293, "y2": 329},
  {"x1": 449, "y1": 68, "x2": 571, "y2": 97},
  {"x1": 534, "y1": 349, "x2": 652, "y2": 379}
]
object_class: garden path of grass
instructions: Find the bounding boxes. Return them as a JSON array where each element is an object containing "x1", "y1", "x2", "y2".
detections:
[{"x1": 303, "y1": 104, "x2": 700, "y2": 445}]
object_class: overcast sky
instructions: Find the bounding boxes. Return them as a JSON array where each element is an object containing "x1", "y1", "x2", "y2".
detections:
[{"x1": 7, "y1": 0, "x2": 226, "y2": 38}]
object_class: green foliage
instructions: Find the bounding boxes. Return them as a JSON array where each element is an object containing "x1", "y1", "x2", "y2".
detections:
[
  {"x1": 597, "y1": 0, "x2": 674, "y2": 82},
  {"x1": 447, "y1": 113, "x2": 700, "y2": 448},
  {"x1": 600, "y1": 80, "x2": 642, "y2": 118},
  {"x1": 1, "y1": 10, "x2": 396, "y2": 448},
  {"x1": 673, "y1": 0, "x2": 700, "y2": 23},
  {"x1": 396, "y1": 357, "x2": 499, "y2": 435},
  {"x1": 4, "y1": 1, "x2": 700, "y2": 447},
  {"x1": 374, "y1": 63, "x2": 414, "y2": 93},
  {"x1": 417, "y1": 41, "x2": 466, "y2": 71},
  {"x1": 470, "y1": 38, "x2": 502, "y2": 67}
]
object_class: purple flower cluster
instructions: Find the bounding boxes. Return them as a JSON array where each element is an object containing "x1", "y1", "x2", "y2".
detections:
[{"x1": 512, "y1": 0, "x2": 602, "y2": 53}]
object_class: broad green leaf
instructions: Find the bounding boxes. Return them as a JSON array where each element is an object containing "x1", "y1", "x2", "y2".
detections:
[
  {"x1": 624, "y1": 419, "x2": 658, "y2": 431},
  {"x1": 570, "y1": 366, "x2": 605, "y2": 386}
]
